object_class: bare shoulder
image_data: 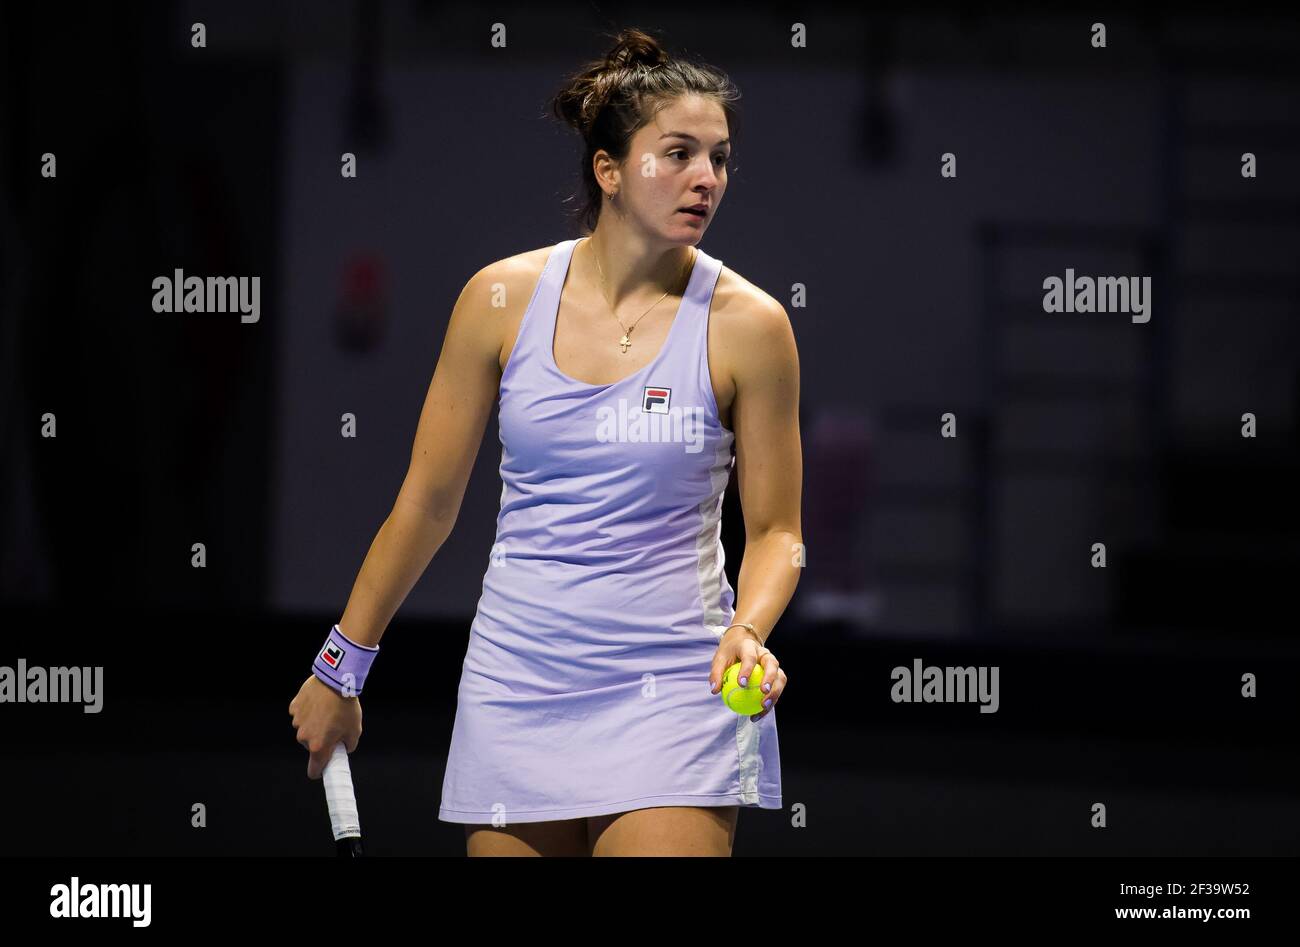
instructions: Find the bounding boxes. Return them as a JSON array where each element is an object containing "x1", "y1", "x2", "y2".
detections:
[
  {"x1": 714, "y1": 264, "x2": 788, "y2": 321},
  {"x1": 711, "y1": 264, "x2": 797, "y2": 381},
  {"x1": 469, "y1": 244, "x2": 553, "y2": 296},
  {"x1": 461, "y1": 245, "x2": 555, "y2": 370}
]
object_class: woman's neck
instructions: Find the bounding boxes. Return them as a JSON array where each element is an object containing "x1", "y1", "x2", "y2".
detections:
[{"x1": 582, "y1": 227, "x2": 694, "y2": 310}]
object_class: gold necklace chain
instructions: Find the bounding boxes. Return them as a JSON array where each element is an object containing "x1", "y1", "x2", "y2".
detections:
[{"x1": 588, "y1": 236, "x2": 695, "y2": 354}]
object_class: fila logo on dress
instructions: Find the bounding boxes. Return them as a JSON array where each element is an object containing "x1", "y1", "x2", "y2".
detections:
[{"x1": 643, "y1": 386, "x2": 671, "y2": 414}]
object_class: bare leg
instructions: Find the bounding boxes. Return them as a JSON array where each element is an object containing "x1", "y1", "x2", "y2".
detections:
[
  {"x1": 465, "y1": 817, "x2": 589, "y2": 857},
  {"x1": 587, "y1": 806, "x2": 739, "y2": 856}
]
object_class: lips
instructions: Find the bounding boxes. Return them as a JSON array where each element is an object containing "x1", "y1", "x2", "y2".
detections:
[{"x1": 679, "y1": 206, "x2": 707, "y2": 217}]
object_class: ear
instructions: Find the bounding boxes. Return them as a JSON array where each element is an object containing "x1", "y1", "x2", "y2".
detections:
[{"x1": 592, "y1": 149, "x2": 619, "y2": 191}]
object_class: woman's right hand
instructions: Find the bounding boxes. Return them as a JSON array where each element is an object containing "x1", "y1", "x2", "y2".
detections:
[{"x1": 288, "y1": 675, "x2": 363, "y2": 780}]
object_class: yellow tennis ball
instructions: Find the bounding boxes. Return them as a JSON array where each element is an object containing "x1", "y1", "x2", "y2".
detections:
[{"x1": 720, "y1": 661, "x2": 767, "y2": 715}]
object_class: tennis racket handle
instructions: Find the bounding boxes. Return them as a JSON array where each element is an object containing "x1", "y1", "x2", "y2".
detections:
[{"x1": 322, "y1": 742, "x2": 363, "y2": 855}]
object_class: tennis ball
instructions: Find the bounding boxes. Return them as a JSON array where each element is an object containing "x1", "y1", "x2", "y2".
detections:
[{"x1": 720, "y1": 662, "x2": 767, "y2": 715}]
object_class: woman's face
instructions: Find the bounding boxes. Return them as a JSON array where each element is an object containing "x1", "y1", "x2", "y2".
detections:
[{"x1": 609, "y1": 94, "x2": 731, "y2": 244}]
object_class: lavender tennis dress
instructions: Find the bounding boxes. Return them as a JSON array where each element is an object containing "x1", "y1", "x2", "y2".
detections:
[{"x1": 437, "y1": 238, "x2": 782, "y2": 824}]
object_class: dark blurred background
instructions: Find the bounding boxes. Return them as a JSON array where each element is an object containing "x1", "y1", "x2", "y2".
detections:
[{"x1": 1, "y1": 1, "x2": 1297, "y2": 855}]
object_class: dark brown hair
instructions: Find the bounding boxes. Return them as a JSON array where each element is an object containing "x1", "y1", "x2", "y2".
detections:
[{"x1": 548, "y1": 28, "x2": 741, "y2": 233}]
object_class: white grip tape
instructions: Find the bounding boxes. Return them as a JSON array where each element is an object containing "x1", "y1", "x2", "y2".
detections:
[{"x1": 323, "y1": 743, "x2": 361, "y2": 841}]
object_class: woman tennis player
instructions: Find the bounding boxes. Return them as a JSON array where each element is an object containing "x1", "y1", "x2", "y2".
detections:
[{"x1": 289, "y1": 27, "x2": 802, "y2": 856}]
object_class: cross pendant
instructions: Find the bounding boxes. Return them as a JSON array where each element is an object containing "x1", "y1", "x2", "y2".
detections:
[{"x1": 619, "y1": 333, "x2": 632, "y2": 353}]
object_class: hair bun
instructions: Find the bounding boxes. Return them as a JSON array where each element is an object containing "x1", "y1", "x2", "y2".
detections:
[{"x1": 604, "y1": 28, "x2": 669, "y2": 70}]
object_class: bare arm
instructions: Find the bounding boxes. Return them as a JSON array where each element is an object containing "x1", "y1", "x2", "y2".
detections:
[
  {"x1": 728, "y1": 295, "x2": 803, "y2": 648},
  {"x1": 335, "y1": 265, "x2": 505, "y2": 647}
]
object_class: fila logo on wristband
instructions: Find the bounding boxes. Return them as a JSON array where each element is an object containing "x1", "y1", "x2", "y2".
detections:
[
  {"x1": 312, "y1": 624, "x2": 379, "y2": 697},
  {"x1": 321, "y1": 640, "x2": 345, "y2": 668}
]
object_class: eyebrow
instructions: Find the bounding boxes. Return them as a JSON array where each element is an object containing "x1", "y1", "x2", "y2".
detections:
[{"x1": 659, "y1": 132, "x2": 731, "y2": 147}]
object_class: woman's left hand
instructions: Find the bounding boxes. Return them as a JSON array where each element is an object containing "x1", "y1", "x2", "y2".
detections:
[{"x1": 708, "y1": 626, "x2": 786, "y2": 721}]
